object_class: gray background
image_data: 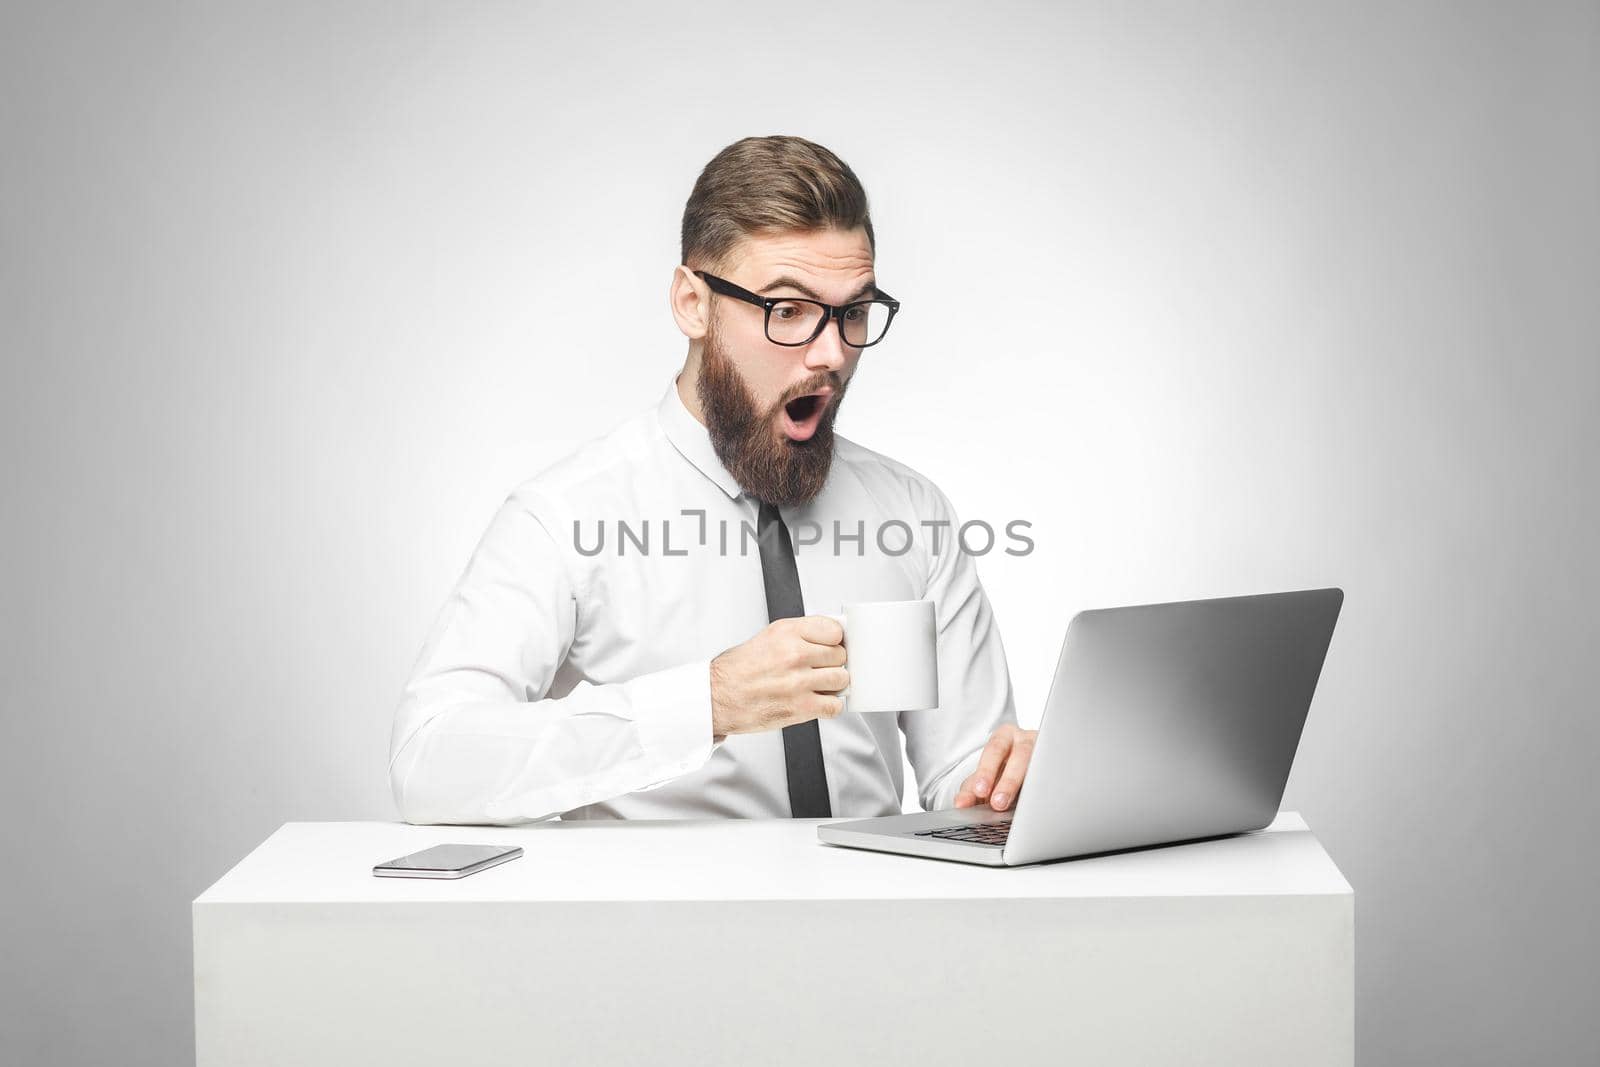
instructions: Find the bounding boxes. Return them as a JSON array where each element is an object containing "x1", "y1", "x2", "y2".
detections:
[{"x1": 2, "y1": 1, "x2": 1595, "y2": 1064}]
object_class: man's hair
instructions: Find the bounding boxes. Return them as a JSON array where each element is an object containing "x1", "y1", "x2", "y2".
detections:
[{"x1": 680, "y1": 135, "x2": 875, "y2": 273}]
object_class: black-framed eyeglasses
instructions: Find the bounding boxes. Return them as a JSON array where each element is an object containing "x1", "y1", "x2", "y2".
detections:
[{"x1": 693, "y1": 270, "x2": 901, "y2": 348}]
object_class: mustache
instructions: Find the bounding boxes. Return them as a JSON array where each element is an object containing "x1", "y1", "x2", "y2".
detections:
[{"x1": 773, "y1": 371, "x2": 846, "y2": 412}]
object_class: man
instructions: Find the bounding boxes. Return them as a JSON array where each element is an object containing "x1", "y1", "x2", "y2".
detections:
[{"x1": 389, "y1": 135, "x2": 1037, "y2": 825}]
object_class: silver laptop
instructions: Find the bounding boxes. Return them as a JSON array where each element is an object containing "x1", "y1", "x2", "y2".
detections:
[{"x1": 817, "y1": 587, "x2": 1343, "y2": 867}]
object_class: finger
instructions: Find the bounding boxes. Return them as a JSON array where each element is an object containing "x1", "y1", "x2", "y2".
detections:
[
  {"x1": 989, "y1": 733, "x2": 1036, "y2": 811},
  {"x1": 953, "y1": 772, "x2": 979, "y2": 808},
  {"x1": 794, "y1": 614, "x2": 845, "y2": 645},
  {"x1": 808, "y1": 666, "x2": 849, "y2": 694},
  {"x1": 802, "y1": 640, "x2": 848, "y2": 668},
  {"x1": 808, "y1": 693, "x2": 845, "y2": 720},
  {"x1": 971, "y1": 728, "x2": 1015, "y2": 800}
]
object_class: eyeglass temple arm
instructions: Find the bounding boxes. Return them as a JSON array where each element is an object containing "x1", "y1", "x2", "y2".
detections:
[{"x1": 696, "y1": 268, "x2": 896, "y2": 308}]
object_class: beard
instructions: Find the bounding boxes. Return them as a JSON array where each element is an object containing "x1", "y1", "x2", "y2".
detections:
[{"x1": 695, "y1": 320, "x2": 848, "y2": 508}]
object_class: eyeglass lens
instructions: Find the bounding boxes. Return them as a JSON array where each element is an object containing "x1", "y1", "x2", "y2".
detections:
[{"x1": 768, "y1": 299, "x2": 893, "y2": 346}]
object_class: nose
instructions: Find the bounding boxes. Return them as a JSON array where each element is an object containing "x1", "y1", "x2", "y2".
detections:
[{"x1": 802, "y1": 316, "x2": 853, "y2": 373}]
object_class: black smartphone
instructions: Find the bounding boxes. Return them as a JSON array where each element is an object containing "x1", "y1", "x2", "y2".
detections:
[{"x1": 372, "y1": 843, "x2": 523, "y2": 879}]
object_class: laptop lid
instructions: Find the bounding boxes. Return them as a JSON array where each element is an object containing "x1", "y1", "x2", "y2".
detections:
[{"x1": 1003, "y1": 587, "x2": 1343, "y2": 866}]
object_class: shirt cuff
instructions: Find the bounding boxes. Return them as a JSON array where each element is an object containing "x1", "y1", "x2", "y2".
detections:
[{"x1": 630, "y1": 659, "x2": 722, "y2": 779}]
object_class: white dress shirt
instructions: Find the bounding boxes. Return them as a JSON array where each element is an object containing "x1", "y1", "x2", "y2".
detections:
[{"x1": 389, "y1": 375, "x2": 1018, "y2": 824}]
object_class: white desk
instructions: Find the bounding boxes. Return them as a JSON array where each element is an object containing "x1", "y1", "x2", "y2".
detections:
[{"x1": 194, "y1": 813, "x2": 1352, "y2": 1066}]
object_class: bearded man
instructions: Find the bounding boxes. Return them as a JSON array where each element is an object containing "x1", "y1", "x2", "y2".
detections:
[{"x1": 390, "y1": 135, "x2": 1036, "y2": 825}]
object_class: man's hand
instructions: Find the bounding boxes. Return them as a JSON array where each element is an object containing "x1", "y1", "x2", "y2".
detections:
[
  {"x1": 710, "y1": 616, "x2": 849, "y2": 740},
  {"x1": 953, "y1": 724, "x2": 1039, "y2": 811}
]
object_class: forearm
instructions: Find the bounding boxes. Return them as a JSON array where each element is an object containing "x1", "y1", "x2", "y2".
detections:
[
  {"x1": 390, "y1": 660, "x2": 719, "y2": 825},
  {"x1": 901, "y1": 484, "x2": 1019, "y2": 812}
]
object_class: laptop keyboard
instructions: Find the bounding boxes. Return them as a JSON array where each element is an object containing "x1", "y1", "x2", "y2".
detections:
[{"x1": 913, "y1": 819, "x2": 1012, "y2": 847}]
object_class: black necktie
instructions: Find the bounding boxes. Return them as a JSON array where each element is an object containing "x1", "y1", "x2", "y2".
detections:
[{"x1": 754, "y1": 499, "x2": 833, "y2": 818}]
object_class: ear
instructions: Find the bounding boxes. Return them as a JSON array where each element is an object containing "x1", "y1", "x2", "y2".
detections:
[{"x1": 669, "y1": 266, "x2": 711, "y2": 340}]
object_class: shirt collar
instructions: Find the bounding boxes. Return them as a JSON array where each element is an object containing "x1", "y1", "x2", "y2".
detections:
[{"x1": 657, "y1": 374, "x2": 745, "y2": 501}]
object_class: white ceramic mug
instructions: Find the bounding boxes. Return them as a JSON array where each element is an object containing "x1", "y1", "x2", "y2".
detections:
[{"x1": 826, "y1": 599, "x2": 940, "y2": 713}]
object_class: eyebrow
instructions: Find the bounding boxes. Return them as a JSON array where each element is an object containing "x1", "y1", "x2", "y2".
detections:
[{"x1": 759, "y1": 274, "x2": 880, "y2": 303}]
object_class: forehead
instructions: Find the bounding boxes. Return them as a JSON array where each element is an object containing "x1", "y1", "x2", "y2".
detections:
[{"x1": 729, "y1": 227, "x2": 875, "y2": 289}]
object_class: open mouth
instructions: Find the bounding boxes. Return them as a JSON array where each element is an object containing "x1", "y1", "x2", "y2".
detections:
[{"x1": 780, "y1": 391, "x2": 831, "y2": 442}]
